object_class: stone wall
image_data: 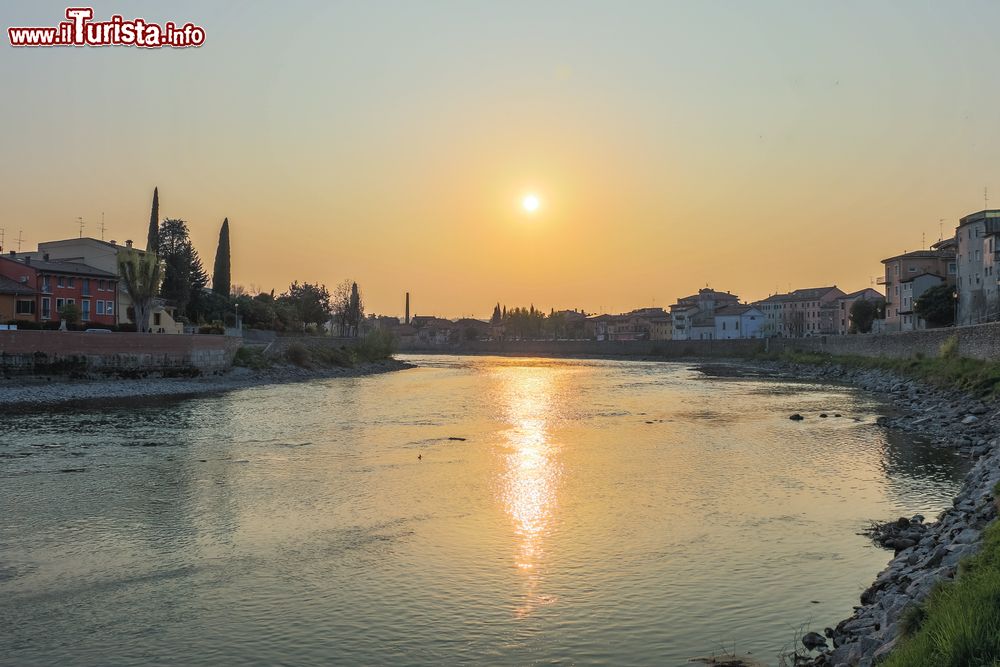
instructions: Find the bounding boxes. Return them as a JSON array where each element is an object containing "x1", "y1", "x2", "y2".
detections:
[
  {"x1": 0, "y1": 330, "x2": 241, "y2": 376},
  {"x1": 767, "y1": 321, "x2": 1000, "y2": 361},
  {"x1": 399, "y1": 338, "x2": 765, "y2": 358}
]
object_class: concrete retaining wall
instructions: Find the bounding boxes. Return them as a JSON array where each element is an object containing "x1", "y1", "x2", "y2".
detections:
[{"x1": 0, "y1": 330, "x2": 242, "y2": 376}]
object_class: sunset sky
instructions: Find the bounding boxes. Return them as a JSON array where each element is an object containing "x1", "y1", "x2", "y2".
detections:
[{"x1": 3, "y1": 1, "x2": 1000, "y2": 318}]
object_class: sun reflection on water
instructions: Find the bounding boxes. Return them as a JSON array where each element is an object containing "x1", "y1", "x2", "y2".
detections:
[{"x1": 496, "y1": 367, "x2": 562, "y2": 618}]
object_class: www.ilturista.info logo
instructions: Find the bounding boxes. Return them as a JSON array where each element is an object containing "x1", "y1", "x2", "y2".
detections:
[{"x1": 8, "y1": 7, "x2": 205, "y2": 48}]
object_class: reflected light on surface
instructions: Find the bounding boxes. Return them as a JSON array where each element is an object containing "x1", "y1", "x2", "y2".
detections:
[{"x1": 496, "y1": 367, "x2": 561, "y2": 618}]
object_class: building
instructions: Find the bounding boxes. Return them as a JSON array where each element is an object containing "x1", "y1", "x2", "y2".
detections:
[
  {"x1": 669, "y1": 288, "x2": 739, "y2": 340},
  {"x1": 880, "y1": 243, "x2": 956, "y2": 332},
  {"x1": 713, "y1": 304, "x2": 765, "y2": 339},
  {"x1": 899, "y1": 273, "x2": 946, "y2": 331},
  {"x1": 954, "y1": 210, "x2": 1000, "y2": 325},
  {"x1": 0, "y1": 254, "x2": 118, "y2": 327},
  {"x1": 12, "y1": 237, "x2": 184, "y2": 332},
  {"x1": 455, "y1": 318, "x2": 490, "y2": 341},
  {"x1": 833, "y1": 288, "x2": 884, "y2": 334},
  {"x1": 752, "y1": 286, "x2": 846, "y2": 337},
  {"x1": 0, "y1": 275, "x2": 36, "y2": 322},
  {"x1": 593, "y1": 308, "x2": 672, "y2": 341}
]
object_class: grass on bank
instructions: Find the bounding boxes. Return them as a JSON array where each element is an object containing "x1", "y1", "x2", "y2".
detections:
[
  {"x1": 883, "y1": 486, "x2": 1000, "y2": 667},
  {"x1": 282, "y1": 330, "x2": 397, "y2": 369},
  {"x1": 757, "y1": 334, "x2": 1000, "y2": 398},
  {"x1": 232, "y1": 330, "x2": 397, "y2": 370}
]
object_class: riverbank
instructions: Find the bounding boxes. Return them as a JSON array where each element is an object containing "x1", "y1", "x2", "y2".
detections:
[
  {"x1": 698, "y1": 359, "x2": 999, "y2": 666},
  {"x1": 0, "y1": 357, "x2": 413, "y2": 409}
]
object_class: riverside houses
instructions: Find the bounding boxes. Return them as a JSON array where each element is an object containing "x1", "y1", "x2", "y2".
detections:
[
  {"x1": 713, "y1": 304, "x2": 765, "y2": 339},
  {"x1": 834, "y1": 288, "x2": 885, "y2": 334},
  {"x1": 0, "y1": 253, "x2": 118, "y2": 327},
  {"x1": 669, "y1": 288, "x2": 739, "y2": 340},
  {"x1": 880, "y1": 240, "x2": 956, "y2": 332},
  {"x1": 954, "y1": 210, "x2": 1000, "y2": 325},
  {"x1": 752, "y1": 286, "x2": 846, "y2": 337}
]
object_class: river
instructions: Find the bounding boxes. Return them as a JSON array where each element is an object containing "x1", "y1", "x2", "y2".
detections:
[{"x1": 0, "y1": 355, "x2": 967, "y2": 666}]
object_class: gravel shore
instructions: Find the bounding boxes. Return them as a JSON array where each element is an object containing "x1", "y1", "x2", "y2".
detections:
[{"x1": 0, "y1": 358, "x2": 414, "y2": 409}]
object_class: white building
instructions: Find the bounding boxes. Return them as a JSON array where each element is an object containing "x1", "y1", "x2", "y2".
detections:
[
  {"x1": 713, "y1": 305, "x2": 765, "y2": 339},
  {"x1": 669, "y1": 288, "x2": 739, "y2": 340},
  {"x1": 899, "y1": 273, "x2": 946, "y2": 331}
]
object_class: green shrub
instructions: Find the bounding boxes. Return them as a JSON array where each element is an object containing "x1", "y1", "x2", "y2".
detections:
[
  {"x1": 232, "y1": 346, "x2": 271, "y2": 370},
  {"x1": 285, "y1": 342, "x2": 310, "y2": 367},
  {"x1": 940, "y1": 334, "x2": 959, "y2": 360},
  {"x1": 353, "y1": 330, "x2": 396, "y2": 362}
]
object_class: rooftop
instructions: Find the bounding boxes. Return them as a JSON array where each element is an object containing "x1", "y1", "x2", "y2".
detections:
[
  {"x1": 0, "y1": 255, "x2": 116, "y2": 278},
  {"x1": 0, "y1": 275, "x2": 35, "y2": 295}
]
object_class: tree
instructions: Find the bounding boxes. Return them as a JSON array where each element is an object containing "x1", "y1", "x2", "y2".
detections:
[
  {"x1": 346, "y1": 282, "x2": 364, "y2": 337},
  {"x1": 281, "y1": 281, "x2": 332, "y2": 328},
  {"x1": 58, "y1": 302, "x2": 81, "y2": 327},
  {"x1": 212, "y1": 217, "x2": 231, "y2": 298},
  {"x1": 849, "y1": 298, "x2": 879, "y2": 334},
  {"x1": 146, "y1": 187, "x2": 159, "y2": 252},
  {"x1": 118, "y1": 249, "x2": 162, "y2": 333},
  {"x1": 914, "y1": 284, "x2": 956, "y2": 327},
  {"x1": 158, "y1": 218, "x2": 208, "y2": 319}
]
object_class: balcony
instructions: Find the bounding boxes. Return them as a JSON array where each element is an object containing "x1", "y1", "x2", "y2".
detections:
[{"x1": 876, "y1": 276, "x2": 889, "y2": 285}]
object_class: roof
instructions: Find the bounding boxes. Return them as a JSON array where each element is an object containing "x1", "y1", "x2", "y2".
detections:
[
  {"x1": 0, "y1": 255, "x2": 116, "y2": 278},
  {"x1": 958, "y1": 210, "x2": 1000, "y2": 228},
  {"x1": 840, "y1": 288, "x2": 884, "y2": 300},
  {"x1": 900, "y1": 272, "x2": 945, "y2": 284},
  {"x1": 714, "y1": 304, "x2": 760, "y2": 317},
  {"x1": 881, "y1": 249, "x2": 952, "y2": 263},
  {"x1": 754, "y1": 286, "x2": 843, "y2": 303},
  {"x1": 0, "y1": 275, "x2": 35, "y2": 295}
]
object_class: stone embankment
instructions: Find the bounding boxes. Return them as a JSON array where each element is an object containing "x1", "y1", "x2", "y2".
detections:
[
  {"x1": 0, "y1": 358, "x2": 413, "y2": 408},
  {"x1": 747, "y1": 362, "x2": 999, "y2": 667}
]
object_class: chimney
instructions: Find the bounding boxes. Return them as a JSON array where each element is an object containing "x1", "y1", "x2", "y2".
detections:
[
  {"x1": 405, "y1": 292, "x2": 410, "y2": 325},
  {"x1": 43, "y1": 253, "x2": 50, "y2": 261},
  {"x1": 126, "y1": 239, "x2": 133, "y2": 248},
  {"x1": 24, "y1": 256, "x2": 31, "y2": 265},
  {"x1": 8, "y1": 250, "x2": 14, "y2": 256},
  {"x1": 110, "y1": 240, "x2": 117, "y2": 246}
]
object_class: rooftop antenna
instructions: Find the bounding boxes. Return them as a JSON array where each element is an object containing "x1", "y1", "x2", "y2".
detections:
[
  {"x1": 922, "y1": 231, "x2": 926, "y2": 249},
  {"x1": 939, "y1": 218, "x2": 946, "y2": 241},
  {"x1": 77, "y1": 216, "x2": 85, "y2": 238},
  {"x1": 16, "y1": 229, "x2": 24, "y2": 252},
  {"x1": 99, "y1": 212, "x2": 106, "y2": 240},
  {"x1": 0, "y1": 228, "x2": 4, "y2": 250},
  {"x1": 986, "y1": 186, "x2": 990, "y2": 210}
]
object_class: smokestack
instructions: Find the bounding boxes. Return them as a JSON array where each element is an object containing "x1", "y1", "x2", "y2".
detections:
[
  {"x1": 405, "y1": 292, "x2": 410, "y2": 325},
  {"x1": 126, "y1": 239, "x2": 133, "y2": 248}
]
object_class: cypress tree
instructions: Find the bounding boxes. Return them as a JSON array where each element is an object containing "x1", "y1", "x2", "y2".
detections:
[
  {"x1": 212, "y1": 218, "x2": 231, "y2": 297},
  {"x1": 146, "y1": 187, "x2": 159, "y2": 252}
]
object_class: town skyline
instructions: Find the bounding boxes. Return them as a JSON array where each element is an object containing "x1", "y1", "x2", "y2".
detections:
[{"x1": 5, "y1": 1, "x2": 1000, "y2": 317}]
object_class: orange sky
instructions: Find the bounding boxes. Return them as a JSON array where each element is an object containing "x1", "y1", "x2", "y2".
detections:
[{"x1": 3, "y1": 1, "x2": 1000, "y2": 318}]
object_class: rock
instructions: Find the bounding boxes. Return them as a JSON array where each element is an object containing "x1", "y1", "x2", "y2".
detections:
[
  {"x1": 803, "y1": 631, "x2": 828, "y2": 651},
  {"x1": 961, "y1": 415, "x2": 980, "y2": 425},
  {"x1": 790, "y1": 413, "x2": 804, "y2": 421},
  {"x1": 820, "y1": 413, "x2": 829, "y2": 418},
  {"x1": 875, "y1": 416, "x2": 890, "y2": 427},
  {"x1": 910, "y1": 514, "x2": 925, "y2": 524}
]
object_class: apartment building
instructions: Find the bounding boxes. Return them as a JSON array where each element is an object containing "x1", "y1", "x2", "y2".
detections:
[
  {"x1": 954, "y1": 210, "x2": 1000, "y2": 325},
  {"x1": 669, "y1": 288, "x2": 739, "y2": 340},
  {"x1": 880, "y1": 242, "x2": 956, "y2": 332}
]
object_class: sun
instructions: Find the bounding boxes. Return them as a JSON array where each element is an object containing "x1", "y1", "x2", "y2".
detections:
[{"x1": 521, "y1": 194, "x2": 540, "y2": 214}]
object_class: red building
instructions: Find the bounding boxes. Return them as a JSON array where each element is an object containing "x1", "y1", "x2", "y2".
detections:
[{"x1": 0, "y1": 254, "x2": 119, "y2": 327}]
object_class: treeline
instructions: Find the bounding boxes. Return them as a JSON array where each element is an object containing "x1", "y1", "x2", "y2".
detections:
[
  {"x1": 490, "y1": 303, "x2": 586, "y2": 339},
  {"x1": 135, "y1": 187, "x2": 365, "y2": 334}
]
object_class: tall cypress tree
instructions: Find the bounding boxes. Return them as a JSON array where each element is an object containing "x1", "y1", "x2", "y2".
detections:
[
  {"x1": 146, "y1": 187, "x2": 159, "y2": 252},
  {"x1": 212, "y1": 217, "x2": 231, "y2": 297}
]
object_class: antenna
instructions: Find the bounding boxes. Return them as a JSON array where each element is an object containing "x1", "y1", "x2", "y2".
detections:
[
  {"x1": 16, "y1": 229, "x2": 24, "y2": 252},
  {"x1": 922, "y1": 231, "x2": 925, "y2": 249},
  {"x1": 986, "y1": 186, "x2": 990, "y2": 210},
  {"x1": 77, "y1": 216, "x2": 85, "y2": 238},
  {"x1": 99, "y1": 212, "x2": 106, "y2": 240},
  {"x1": 939, "y1": 218, "x2": 945, "y2": 241},
  {"x1": 0, "y1": 228, "x2": 4, "y2": 250}
]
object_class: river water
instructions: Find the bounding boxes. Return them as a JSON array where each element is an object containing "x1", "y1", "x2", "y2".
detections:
[{"x1": 0, "y1": 355, "x2": 966, "y2": 666}]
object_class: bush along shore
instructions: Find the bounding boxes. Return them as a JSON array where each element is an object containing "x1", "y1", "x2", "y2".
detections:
[
  {"x1": 732, "y1": 356, "x2": 1000, "y2": 667},
  {"x1": 0, "y1": 332, "x2": 410, "y2": 408}
]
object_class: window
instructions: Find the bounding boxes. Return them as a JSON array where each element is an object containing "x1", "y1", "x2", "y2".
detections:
[
  {"x1": 42, "y1": 276, "x2": 51, "y2": 293},
  {"x1": 41, "y1": 297, "x2": 51, "y2": 319},
  {"x1": 908, "y1": 267, "x2": 916, "y2": 272},
  {"x1": 56, "y1": 298, "x2": 64, "y2": 309},
  {"x1": 81, "y1": 300, "x2": 90, "y2": 321},
  {"x1": 153, "y1": 313, "x2": 162, "y2": 326},
  {"x1": 106, "y1": 300, "x2": 114, "y2": 316},
  {"x1": 68, "y1": 277, "x2": 75, "y2": 288},
  {"x1": 96, "y1": 300, "x2": 105, "y2": 316},
  {"x1": 57, "y1": 276, "x2": 65, "y2": 287},
  {"x1": 82, "y1": 279, "x2": 90, "y2": 296},
  {"x1": 15, "y1": 300, "x2": 35, "y2": 315}
]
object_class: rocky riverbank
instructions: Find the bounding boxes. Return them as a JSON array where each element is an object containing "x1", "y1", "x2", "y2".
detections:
[
  {"x1": 699, "y1": 361, "x2": 999, "y2": 667},
  {"x1": 0, "y1": 358, "x2": 414, "y2": 408}
]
